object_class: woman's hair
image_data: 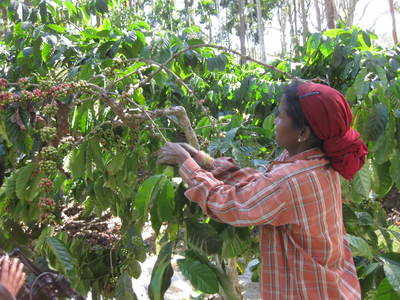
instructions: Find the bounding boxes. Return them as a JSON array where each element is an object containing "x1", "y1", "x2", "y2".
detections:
[{"x1": 282, "y1": 82, "x2": 323, "y2": 148}]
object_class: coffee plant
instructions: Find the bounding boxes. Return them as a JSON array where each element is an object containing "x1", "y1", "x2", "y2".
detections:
[{"x1": 0, "y1": 1, "x2": 399, "y2": 299}]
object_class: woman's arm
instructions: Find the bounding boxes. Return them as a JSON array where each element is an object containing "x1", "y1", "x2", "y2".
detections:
[{"x1": 179, "y1": 157, "x2": 294, "y2": 227}]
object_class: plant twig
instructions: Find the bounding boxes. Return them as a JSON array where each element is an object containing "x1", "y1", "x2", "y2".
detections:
[
  {"x1": 130, "y1": 106, "x2": 199, "y2": 148},
  {"x1": 112, "y1": 58, "x2": 210, "y2": 115}
]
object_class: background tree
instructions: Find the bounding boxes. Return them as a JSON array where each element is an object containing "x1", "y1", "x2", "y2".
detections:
[
  {"x1": 324, "y1": 0, "x2": 337, "y2": 28},
  {"x1": 388, "y1": 0, "x2": 398, "y2": 44}
]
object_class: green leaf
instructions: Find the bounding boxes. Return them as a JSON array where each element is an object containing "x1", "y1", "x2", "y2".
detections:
[
  {"x1": 177, "y1": 257, "x2": 219, "y2": 294},
  {"x1": 387, "y1": 229, "x2": 400, "y2": 244},
  {"x1": 306, "y1": 33, "x2": 321, "y2": 56},
  {"x1": 46, "y1": 237, "x2": 75, "y2": 272},
  {"x1": 47, "y1": 24, "x2": 66, "y2": 33},
  {"x1": 359, "y1": 262, "x2": 381, "y2": 280},
  {"x1": 3, "y1": 109, "x2": 33, "y2": 153},
  {"x1": 116, "y1": 273, "x2": 138, "y2": 300},
  {"x1": 148, "y1": 242, "x2": 174, "y2": 300},
  {"x1": 262, "y1": 113, "x2": 275, "y2": 138},
  {"x1": 375, "y1": 278, "x2": 400, "y2": 300},
  {"x1": 380, "y1": 254, "x2": 400, "y2": 293},
  {"x1": 156, "y1": 179, "x2": 175, "y2": 222},
  {"x1": 186, "y1": 220, "x2": 223, "y2": 255},
  {"x1": 0, "y1": 174, "x2": 17, "y2": 199},
  {"x1": 235, "y1": 76, "x2": 255, "y2": 102},
  {"x1": 135, "y1": 175, "x2": 163, "y2": 221},
  {"x1": 345, "y1": 234, "x2": 374, "y2": 259},
  {"x1": 128, "y1": 259, "x2": 142, "y2": 279},
  {"x1": 374, "y1": 118, "x2": 396, "y2": 164},
  {"x1": 207, "y1": 54, "x2": 228, "y2": 72},
  {"x1": 372, "y1": 161, "x2": 393, "y2": 197},
  {"x1": 390, "y1": 152, "x2": 400, "y2": 190},
  {"x1": 15, "y1": 164, "x2": 35, "y2": 201},
  {"x1": 88, "y1": 139, "x2": 105, "y2": 171},
  {"x1": 107, "y1": 153, "x2": 125, "y2": 175},
  {"x1": 68, "y1": 142, "x2": 87, "y2": 178},
  {"x1": 221, "y1": 227, "x2": 248, "y2": 258},
  {"x1": 95, "y1": 0, "x2": 109, "y2": 13},
  {"x1": 352, "y1": 162, "x2": 371, "y2": 198},
  {"x1": 364, "y1": 103, "x2": 388, "y2": 141},
  {"x1": 71, "y1": 102, "x2": 91, "y2": 133}
]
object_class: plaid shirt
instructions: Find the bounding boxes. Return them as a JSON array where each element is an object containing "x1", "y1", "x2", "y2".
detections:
[{"x1": 179, "y1": 148, "x2": 361, "y2": 299}]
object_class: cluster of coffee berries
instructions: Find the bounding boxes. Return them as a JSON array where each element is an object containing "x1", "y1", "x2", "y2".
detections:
[
  {"x1": 46, "y1": 83, "x2": 74, "y2": 99},
  {"x1": 41, "y1": 146, "x2": 58, "y2": 160},
  {"x1": 39, "y1": 212, "x2": 56, "y2": 224},
  {"x1": 71, "y1": 80, "x2": 91, "y2": 93},
  {"x1": 39, "y1": 177, "x2": 54, "y2": 192},
  {"x1": 0, "y1": 78, "x2": 8, "y2": 89},
  {"x1": 17, "y1": 77, "x2": 29, "y2": 88},
  {"x1": 39, "y1": 160, "x2": 58, "y2": 174},
  {"x1": 40, "y1": 126, "x2": 57, "y2": 141},
  {"x1": 42, "y1": 103, "x2": 58, "y2": 116},
  {"x1": 21, "y1": 90, "x2": 34, "y2": 101},
  {"x1": 0, "y1": 92, "x2": 17, "y2": 103},
  {"x1": 38, "y1": 197, "x2": 55, "y2": 210},
  {"x1": 18, "y1": 77, "x2": 29, "y2": 84}
]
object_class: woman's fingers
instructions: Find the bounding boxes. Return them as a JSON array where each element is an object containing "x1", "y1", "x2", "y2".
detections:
[
  {"x1": 9, "y1": 259, "x2": 18, "y2": 279},
  {"x1": 1, "y1": 256, "x2": 10, "y2": 279},
  {"x1": 17, "y1": 272, "x2": 26, "y2": 291},
  {"x1": 0, "y1": 256, "x2": 26, "y2": 297},
  {"x1": 15, "y1": 261, "x2": 23, "y2": 280}
]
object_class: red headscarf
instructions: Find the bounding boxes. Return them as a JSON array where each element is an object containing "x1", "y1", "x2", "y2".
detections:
[{"x1": 297, "y1": 82, "x2": 368, "y2": 180}]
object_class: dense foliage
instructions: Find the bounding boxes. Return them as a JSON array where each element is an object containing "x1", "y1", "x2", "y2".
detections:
[{"x1": 0, "y1": 1, "x2": 399, "y2": 299}]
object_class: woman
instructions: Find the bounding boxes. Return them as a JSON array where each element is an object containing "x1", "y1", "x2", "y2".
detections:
[
  {"x1": 158, "y1": 81, "x2": 367, "y2": 299},
  {"x1": 0, "y1": 256, "x2": 26, "y2": 300}
]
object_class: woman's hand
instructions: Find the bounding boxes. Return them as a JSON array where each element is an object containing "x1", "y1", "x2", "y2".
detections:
[
  {"x1": 0, "y1": 256, "x2": 26, "y2": 298},
  {"x1": 178, "y1": 143, "x2": 214, "y2": 170},
  {"x1": 157, "y1": 142, "x2": 191, "y2": 166},
  {"x1": 177, "y1": 143, "x2": 199, "y2": 157}
]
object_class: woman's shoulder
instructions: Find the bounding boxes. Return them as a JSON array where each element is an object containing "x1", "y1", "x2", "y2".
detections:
[{"x1": 267, "y1": 149, "x2": 331, "y2": 184}]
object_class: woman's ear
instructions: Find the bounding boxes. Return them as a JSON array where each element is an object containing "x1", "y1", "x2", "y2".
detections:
[{"x1": 299, "y1": 126, "x2": 312, "y2": 143}]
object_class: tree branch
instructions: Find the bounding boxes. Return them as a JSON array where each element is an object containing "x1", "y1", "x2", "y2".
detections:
[{"x1": 130, "y1": 106, "x2": 199, "y2": 148}]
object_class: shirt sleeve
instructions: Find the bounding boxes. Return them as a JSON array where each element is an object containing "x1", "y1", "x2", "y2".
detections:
[
  {"x1": 194, "y1": 151, "x2": 241, "y2": 182},
  {"x1": 179, "y1": 157, "x2": 294, "y2": 227}
]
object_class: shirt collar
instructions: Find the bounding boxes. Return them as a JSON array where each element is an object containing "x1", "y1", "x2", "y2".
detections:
[{"x1": 285, "y1": 147, "x2": 325, "y2": 162}]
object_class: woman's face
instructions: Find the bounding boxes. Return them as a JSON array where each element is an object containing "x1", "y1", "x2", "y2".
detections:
[{"x1": 275, "y1": 99, "x2": 301, "y2": 151}]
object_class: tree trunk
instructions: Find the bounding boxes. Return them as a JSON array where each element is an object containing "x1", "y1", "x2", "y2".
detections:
[
  {"x1": 238, "y1": 0, "x2": 247, "y2": 64},
  {"x1": 288, "y1": 1, "x2": 299, "y2": 54},
  {"x1": 388, "y1": 0, "x2": 398, "y2": 44},
  {"x1": 287, "y1": 1, "x2": 295, "y2": 53},
  {"x1": 0, "y1": 7, "x2": 7, "y2": 38},
  {"x1": 184, "y1": 0, "x2": 194, "y2": 27},
  {"x1": 293, "y1": 0, "x2": 298, "y2": 38},
  {"x1": 324, "y1": 0, "x2": 337, "y2": 29},
  {"x1": 278, "y1": 6, "x2": 287, "y2": 56},
  {"x1": 299, "y1": 0, "x2": 309, "y2": 45},
  {"x1": 314, "y1": 0, "x2": 322, "y2": 31},
  {"x1": 256, "y1": 0, "x2": 266, "y2": 62},
  {"x1": 209, "y1": 18, "x2": 213, "y2": 43},
  {"x1": 344, "y1": 0, "x2": 359, "y2": 26}
]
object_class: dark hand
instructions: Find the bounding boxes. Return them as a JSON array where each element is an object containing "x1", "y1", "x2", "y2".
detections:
[
  {"x1": 177, "y1": 143, "x2": 199, "y2": 157},
  {"x1": 178, "y1": 143, "x2": 214, "y2": 170},
  {"x1": 157, "y1": 142, "x2": 191, "y2": 166}
]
